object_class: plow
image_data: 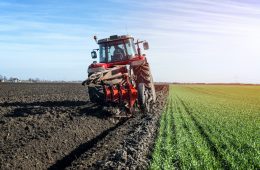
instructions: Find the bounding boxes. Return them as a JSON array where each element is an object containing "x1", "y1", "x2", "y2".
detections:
[{"x1": 82, "y1": 35, "x2": 156, "y2": 117}]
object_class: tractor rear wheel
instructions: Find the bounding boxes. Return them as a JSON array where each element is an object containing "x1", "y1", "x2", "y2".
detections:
[
  {"x1": 138, "y1": 83, "x2": 150, "y2": 113},
  {"x1": 132, "y1": 59, "x2": 156, "y2": 104}
]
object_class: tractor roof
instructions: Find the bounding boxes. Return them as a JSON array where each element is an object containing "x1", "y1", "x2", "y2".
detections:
[{"x1": 98, "y1": 35, "x2": 133, "y2": 44}]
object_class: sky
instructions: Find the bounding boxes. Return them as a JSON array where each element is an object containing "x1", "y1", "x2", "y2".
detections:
[{"x1": 0, "y1": 0, "x2": 260, "y2": 83}]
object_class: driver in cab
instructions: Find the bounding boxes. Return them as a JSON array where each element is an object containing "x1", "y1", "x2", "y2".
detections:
[{"x1": 112, "y1": 45, "x2": 125, "y2": 61}]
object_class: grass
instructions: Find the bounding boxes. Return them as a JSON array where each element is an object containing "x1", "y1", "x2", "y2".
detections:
[{"x1": 151, "y1": 85, "x2": 260, "y2": 170}]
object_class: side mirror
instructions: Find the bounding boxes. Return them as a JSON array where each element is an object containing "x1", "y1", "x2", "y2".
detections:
[
  {"x1": 143, "y1": 42, "x2": 149, "y2": 50},
  {"x1": 91, "y1": 51, "x2": 97, "y2": 59},
  {"x1": 93, "y1": 35, "x2": 97, "y2": 43}
]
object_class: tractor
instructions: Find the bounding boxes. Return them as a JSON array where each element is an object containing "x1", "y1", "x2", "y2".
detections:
[{"x1": 82, "y1": 35, "x2": 156, "y2": 117}]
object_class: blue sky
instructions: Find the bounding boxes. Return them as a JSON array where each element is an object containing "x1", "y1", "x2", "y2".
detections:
[{"x1": 0, "y1": 0, "x2": 260, "y2": 83}]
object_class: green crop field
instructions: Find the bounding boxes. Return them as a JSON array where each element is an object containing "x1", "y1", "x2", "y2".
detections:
[{"x1": 151, "y1": 85, "x2": 260, "y2": 170}]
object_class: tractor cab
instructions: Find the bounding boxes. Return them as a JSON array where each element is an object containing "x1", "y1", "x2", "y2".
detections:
[
  {"x1": 91, "y1": 35, "x2": 137, "y2": 63},
  {"x1": 91, "y1": 35, "x2": 149, "y2": 64},
  {"x1": 88, "y1": 35, "x2": 149, "y2": 75},
  {"x1": 98, "y1": 35, "x2": 137, "y2": 63}
]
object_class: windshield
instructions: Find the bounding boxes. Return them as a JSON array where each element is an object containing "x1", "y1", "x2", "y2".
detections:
[{"x1": 99, "y1": 38, "x2": 137, "y2": 63}]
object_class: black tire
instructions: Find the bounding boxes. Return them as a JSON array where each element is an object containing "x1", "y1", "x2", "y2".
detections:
[
  {"x1": 138, "y1": 83, "x2": 148, "y2": 112},
  {"x1": 132, "y1": 59, "x2": 156, "y2": 103}
]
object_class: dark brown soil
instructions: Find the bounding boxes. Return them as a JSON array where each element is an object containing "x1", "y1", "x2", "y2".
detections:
[{"x1": 0, "y1": 83, "x2": 168, "y2": 170}]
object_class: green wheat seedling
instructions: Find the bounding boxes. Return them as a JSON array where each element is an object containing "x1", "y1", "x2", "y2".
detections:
[{"x1": 151, "y1": 85, "x2": 260, "y2": 170}]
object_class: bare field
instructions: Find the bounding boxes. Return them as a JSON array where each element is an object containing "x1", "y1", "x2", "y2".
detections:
[{"x1": 0, "y1": 83, "x2": 168, "y2": 169}]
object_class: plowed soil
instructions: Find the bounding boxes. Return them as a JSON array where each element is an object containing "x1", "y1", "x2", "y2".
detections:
[{"x1": 0, "y1": 83, "x2": 168, "y2": 169}]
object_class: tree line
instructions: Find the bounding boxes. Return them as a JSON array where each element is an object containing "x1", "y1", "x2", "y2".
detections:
[{"x1": 0, "y1": 75, "x2": 41, "y2": 82}]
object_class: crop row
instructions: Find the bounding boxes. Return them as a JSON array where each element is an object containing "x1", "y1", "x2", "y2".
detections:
[{"x1": 151, "y1": 85, "x2": 260, "y2": 169}]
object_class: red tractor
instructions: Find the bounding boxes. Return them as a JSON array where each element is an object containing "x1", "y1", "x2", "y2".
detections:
[{"x1": 82, "y1": 35, "x2": 156, "y2": 117}]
